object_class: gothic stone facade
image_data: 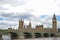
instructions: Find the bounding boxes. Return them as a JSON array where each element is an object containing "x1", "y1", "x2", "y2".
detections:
[{"x1": 18, "y1": 14, "x2": 57, "y2": 33}]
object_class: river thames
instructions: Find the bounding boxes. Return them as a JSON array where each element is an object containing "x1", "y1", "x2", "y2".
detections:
[
  {"x1": 2, "y1": 38, "x2": 60, "y2": 40},
  {"x1": 2, "y1": 35, "x2": 60, "y2": 40}
]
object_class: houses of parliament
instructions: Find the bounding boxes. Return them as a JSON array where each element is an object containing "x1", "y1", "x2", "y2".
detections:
[{"x1": 18, "y1": 14, "x2": 57, "y2": 33}]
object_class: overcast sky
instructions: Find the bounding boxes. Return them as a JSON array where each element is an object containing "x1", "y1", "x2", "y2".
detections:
[{"x1": 0, "y1": 0, "x2": 60, "y2": 29}]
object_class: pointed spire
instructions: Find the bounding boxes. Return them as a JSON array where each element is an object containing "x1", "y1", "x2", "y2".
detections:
[
  {"x1": 53, "y1": 14, "x2": 55, "y2": 17},
  {"x1": 29, "y1": 21, "x2": 31, "y2": 26},
  {"x1": 29, "y1": 21, "x2": 31, "y2": 28},
  {"x1": 53, "y1": 13, "x2": 56, "y2": 20}
]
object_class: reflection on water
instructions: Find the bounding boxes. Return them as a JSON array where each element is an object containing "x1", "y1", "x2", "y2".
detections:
[
  {"x1": 2, "y1": 35, "x2": 60, "y2": 40},
  {"x1": 11, "y1": 38, "x2": 60, "y2": 40},
  {"x1": 2, "y1": 35, "x2": 11, "y2": 40}
]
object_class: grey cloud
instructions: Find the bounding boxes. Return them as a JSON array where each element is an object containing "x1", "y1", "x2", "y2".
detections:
[
  {"x1": 17, "y1": 14, "x2": 33, "y2": 19},
  {"x1": 0, "y1": 12, "x2": 13, "y2": 17},
  {"x1": 9, "y1": 13, "x2": 33, "y2": 21},
  {"x1": 8, "y1": 23, "x2": 17, "y2": 26},
  {"x1": 0, "y1": 0, "x2": 26, "y2": 6},
  {"x1": 0, "y1": 22, "x2": 7, "y2": 25},
  {"x1": 0, "y1": 21, "x2": 17, "y2": 29},
  {"x1": 0, "y1": 12, "x2": 33, "y2": 21},
  {"x1": 0, "y1": 25, "x2": 7, "y2": 29},
  {"x1": 0, "y1": 13, "x2": 13, "y2": 17},
  {"x1": 0, "y1": 22, "x2": 8, "y2": 29},
  {"x1": 0, "y1": 12, "x2": 16, "y2": 21},
  {"x1": 57, "y1": 4, "x2": 60, "y2": 7},
  {"x1": 0, "y1": 6, "x2": 8, "y2": 10}
]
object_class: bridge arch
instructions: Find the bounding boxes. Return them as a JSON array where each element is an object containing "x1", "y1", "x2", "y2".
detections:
[
  {"x1": 50, "y1": 33, "x2": 56, "y2": 37},
  {"x1": 23, "y1": 32, "x2": 32, "y2": 38},
  {"x1": 34, "y1": 33, "x2": 42, "y2": 38},
  {"x1": 8, "y1": 32, "x2": 18, "y2": 39},
  {"x1": 43, "y1": 33, "x2": 49, "y2": 37}
]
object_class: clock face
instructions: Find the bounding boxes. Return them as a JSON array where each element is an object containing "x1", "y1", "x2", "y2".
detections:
[{"x1": 53, "y1": 20, "x2": 56, "y2": 22}]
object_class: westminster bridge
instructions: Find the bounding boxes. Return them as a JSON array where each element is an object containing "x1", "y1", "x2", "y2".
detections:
[{"x1": 0, "y1": 30, "x2": 59, "y2": 39}]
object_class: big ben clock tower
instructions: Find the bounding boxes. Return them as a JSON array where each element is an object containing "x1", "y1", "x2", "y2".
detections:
[{"x1": 52, "y1": 14, "x2": 57, "y2": 32}]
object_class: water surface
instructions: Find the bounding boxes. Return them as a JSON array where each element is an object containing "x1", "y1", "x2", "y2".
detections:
[{"x1": 2, "y1": 35, "x2": 60, "y2": 40}]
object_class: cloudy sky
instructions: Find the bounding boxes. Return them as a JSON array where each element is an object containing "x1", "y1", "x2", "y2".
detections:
[{"x1": 0, "y1": 0, "x2": 60, "y2": 29}]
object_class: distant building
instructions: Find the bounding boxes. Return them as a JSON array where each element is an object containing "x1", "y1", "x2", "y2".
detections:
[{"x1": 8, "y1": 28, "x2": 12, "y2": 30}]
